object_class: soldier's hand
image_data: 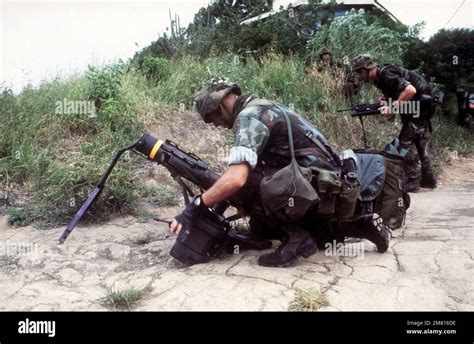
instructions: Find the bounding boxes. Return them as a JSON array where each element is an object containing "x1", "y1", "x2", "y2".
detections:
[
  {"x1": 379, "y1": 106, "x2": 395, "y2": 120},
  {"x1": 170, "y1": 218, "x2": 182, "y2": 235},
  {"x1": 170, "y1": 195, "x2": 204, "y2": 235}
]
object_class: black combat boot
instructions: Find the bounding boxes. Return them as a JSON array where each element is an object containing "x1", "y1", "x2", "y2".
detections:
[
  {"x1": 420, "y1": 173, "x2": 437, "y2": 189},
  {"x1": 225, "y1": 228, "x2": 273, "y2": 254},
  {"x1": 257, "y1": 232, "x2": 318, "y2": 267},
  {"x1": 295, "y1": 234, "x2": 319, "y2": 258},
  {"x1": 249, "y1": 215, "x2": 289, "y2": 241},
  {"x1": 356, "y1": 214, "x2": 391, "y2": 253},
  {"x1": 404, "y1": 179, "x2": 421, "y2": 193},
  {"x1": 331, "y1": 214, "x2": 391, "y2": 253}
]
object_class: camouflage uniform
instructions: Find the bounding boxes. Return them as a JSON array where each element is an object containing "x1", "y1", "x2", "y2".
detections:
[
  {"x1": 192, "y1": 76, "x2": 342, "y2": 201},
  {"x1": 227, "y1": 94, "x2": 342, "y2": 240},
  {"x1": 456, "y1": 87, "x2": 474, "y2": 126},
  {"x1": 194, "y1": 82, "x2": 391, "y2": 265},
  {"x1": 374, "y1": 64, "x2": 435, "y2": 186},
  {"x1": 312, "y1": 48, "x2": 342, "y2": 74},
  {"x1": 227, "y1": 95, "x2": 340, "y2": 189},
  {"x1": 231, "y1": 105, "x2": 390, "y2": 253},
  {"x1": 307, "y1": 48, "x2": 358, "y2": 98}
]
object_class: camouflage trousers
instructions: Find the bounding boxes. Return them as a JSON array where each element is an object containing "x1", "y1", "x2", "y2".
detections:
[{"x1": 399, "y1": 120, "x2": 434, "y2": 181}]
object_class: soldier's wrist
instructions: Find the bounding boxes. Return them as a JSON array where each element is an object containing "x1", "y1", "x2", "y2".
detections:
[{"x1": 200, "y1": 194, "x2": 210, "y2": 208}]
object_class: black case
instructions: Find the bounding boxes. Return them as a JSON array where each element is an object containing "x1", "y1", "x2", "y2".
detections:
[{"x1": 170, "y1": 209, "x2": 229, "y2": 264}]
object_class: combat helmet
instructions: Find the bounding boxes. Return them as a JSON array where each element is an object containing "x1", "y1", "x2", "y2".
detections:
[
  {"x1": 194, "y1": 76, "x2": 242, "y2": 123},
  {"x1": 352, "y1": 54, "x2": 378, "y2": 71},
  {"x1": 318, "y1": 47, "x2": 331, "y2": 58}
]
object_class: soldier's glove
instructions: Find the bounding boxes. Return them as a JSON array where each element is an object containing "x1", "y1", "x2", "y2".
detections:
[
  {"x1": 174, "y1": 195, "x2": 206, "y2": 233},
  {"x1": 379, "y1": 105, "x2": 395, "y2": 120}
]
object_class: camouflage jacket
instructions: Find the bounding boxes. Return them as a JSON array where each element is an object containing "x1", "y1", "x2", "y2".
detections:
[
  {"x1": 227, "y1": 95, "x2": 341, "y2": 175},
  {"x1": 374, "y1": 64, "x2": 431, "y2": 100},
  {"x1": 374, "y1": 64, "x2": 432, "y2": 124}
]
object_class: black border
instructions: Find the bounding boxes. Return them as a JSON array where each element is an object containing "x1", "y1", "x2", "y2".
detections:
[{"x1": 0, "y1": 311, "x2": 473, "y2": 343}]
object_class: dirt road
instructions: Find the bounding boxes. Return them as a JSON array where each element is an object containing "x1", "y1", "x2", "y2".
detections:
[{"x1": 1, "y1": 158, "x2": 473, "y2": 311}]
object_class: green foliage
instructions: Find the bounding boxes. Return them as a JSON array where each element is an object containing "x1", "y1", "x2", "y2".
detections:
[
  {"x1": 186, "y1": 0, "x2": 273, "y2": 58},
  {"x1": 401, "y1": 28, "x2": 474, "y2": 126},
  {"x1": 0, "y1": 88, "x2": 20, "y2": 160},
  {"x1": 133, "y1": 0, "x2": 416, "y2": 66},
  {"x1": 98, "y1": 284, "x2": 152, "y2": 310},
  {"x1": 403, "y1": 28, "x2": 474, "y2": 91},
  {"x1": 142, "y1": 56, "x2": 171, "y2": 83},
  {"x1": 2, "y1": 49, "x2": 472, "y2": 229},
  {"x1": 153, "y1": 55, "x2": 207, "y2": 108},
  {"x1": 0, "y1": 67, "x2": 144, "y2": 228},
  {"x1": 4, "y1": 207, "x2": 36, "y2": 227},
  {"x1": 401, "y1": 22, "x2": 426, "y2": 71},
  {"x1": 133, "y1": 34, "x2": 178, "y2": 61},
  {"x1": 430, "y1": 116, "x2": 474, "y2": 158},
  {"x1": 307, "y1": 9, "x2": 405, "y2": 66},
  {"x1": 147, "y1": 52, "x2": 348, "y2": 114},
  {"x1": 86, "y1": 62, "x2": 124, "y2": 119},
  {"x1": 87, "y1": 63, "x2": 124, "y2": 100},
  {"x1": 137, "y1": 184, "x2": 179, "y2": 207},
  {"x1": 428, "y1": 29, "x2": 473, "y2": 91},
  {"x1": 134, "y1": 1, "x2": 359, "y2": 61}
]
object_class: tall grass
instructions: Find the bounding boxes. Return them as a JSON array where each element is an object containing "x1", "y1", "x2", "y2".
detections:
[
  {"x1": 1, "y1": 53, "x2": 472, "y2": 227},
  {"x1": 0, "y1": 72, "x2": 145, "y2": 227}
]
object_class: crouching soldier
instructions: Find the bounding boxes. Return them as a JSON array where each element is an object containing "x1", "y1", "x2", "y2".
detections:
[{"x1": 170, "y1": 77, "x2": 391, "y2": 267}]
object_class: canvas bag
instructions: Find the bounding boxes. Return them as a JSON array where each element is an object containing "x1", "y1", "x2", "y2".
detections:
[
  {"x1": 354, "y1": 146, "x2": 410, "y2": 229},
  {"x1": 259, "y1": 110, "x2": 320, "y2": 221}
]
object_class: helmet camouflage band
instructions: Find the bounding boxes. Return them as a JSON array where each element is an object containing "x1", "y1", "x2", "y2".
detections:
[
  {"x1": 352, "y1": 54, "x2": 377, "y2": 71},
  {"x1": 194, "y1": 76, "x2": 242, "y2": 123}
]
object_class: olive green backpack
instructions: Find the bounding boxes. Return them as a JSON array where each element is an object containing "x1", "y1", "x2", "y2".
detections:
[{"x1": 355, "y1": 148, "x2": 410, "y2": 229}]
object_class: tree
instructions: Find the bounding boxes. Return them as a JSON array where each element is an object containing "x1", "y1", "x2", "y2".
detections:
[
  {"x1": 186, "y1": 0, "x2": 273, "y2": 58},
  {"x1": 401, "y1": 22, "x2": 427, "y2": 71},
  {"x1": 307, "y1": 9, "x2": 406, "y2": 66},
  {"x1": 402, "y1": 28, "x2": 474, "y2": 91},
  {"x1": 425, "y1": 28, "x2": 474, "y2": 91}
]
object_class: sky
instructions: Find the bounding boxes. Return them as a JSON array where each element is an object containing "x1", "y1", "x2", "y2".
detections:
[
  {"x1": 379, "y1": 0, "x2": 473, "y2": 39},
  {"x1": 1, "y1": 0, "x2": 473, "y2": 93}
]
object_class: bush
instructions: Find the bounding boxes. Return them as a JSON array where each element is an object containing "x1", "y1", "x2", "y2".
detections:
[
  {"x1": 141, "y1": 56, "x2": 171, "y2": 83},
  {"x1": 307, "y1": 9, "x2": 405, "y2": 65},
  {"x1": 0, "y1": 68, "x2": 144, "y2": 228},
  {"x1": 2, "y1": 51, "x2": 472, "y2": 229},
  {"x1": 86, "y1": 62, "x2": 124, "y2": 119},
  {"x1": 153, "y1": 55, "x2": 207, "y2": 108}
]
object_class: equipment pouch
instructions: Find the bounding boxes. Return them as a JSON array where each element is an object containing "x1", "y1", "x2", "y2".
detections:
[
  {"x1": 337, "y1": 177, "x2": 359, "y2": 218},
  {"x1": 260, "y1": 161, "x2": 319, "y2": 221},
  {"x1": 315, "y1": 169, "x2": 341, "y2": 215},
  {"x1": 259, "y1": 107, "x2": 319, "y2": 222},
  {"x1": 336, "y1": 155, "x2": 360, "y2": 218}
]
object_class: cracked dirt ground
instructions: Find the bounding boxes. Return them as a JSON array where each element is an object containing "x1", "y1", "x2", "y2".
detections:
[{"x1": 0, "y1": 157, "x2": 473, "y2": 311}]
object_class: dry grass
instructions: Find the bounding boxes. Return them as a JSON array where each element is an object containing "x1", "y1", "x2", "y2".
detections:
[{"x1": 288, "y1": 289, "x2": 330, "y2": 312}]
